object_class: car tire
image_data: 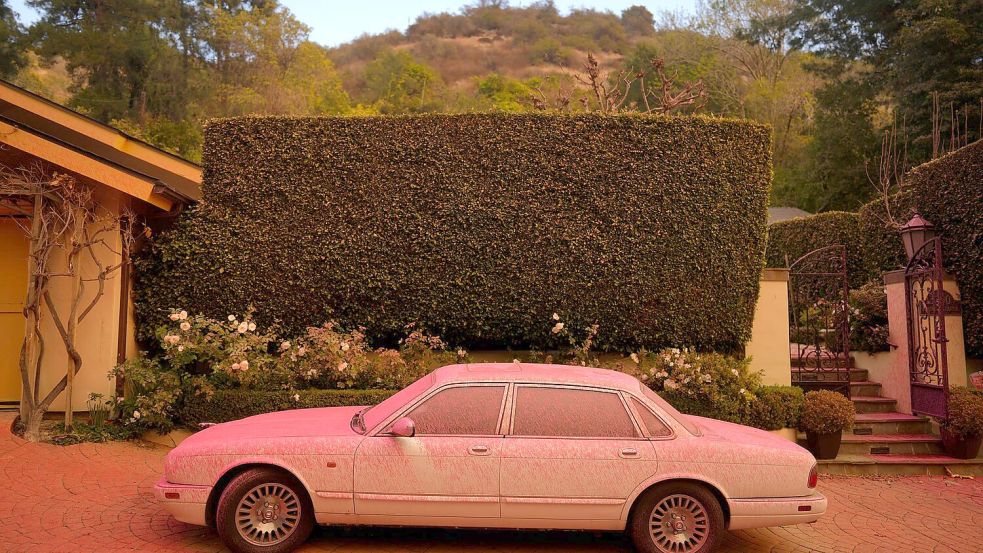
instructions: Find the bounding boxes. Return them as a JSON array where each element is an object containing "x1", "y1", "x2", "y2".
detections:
[
  {"x1": 215, "y1": 467, "x2": 315, "y2": 553},
  {"x1": 629, "y1": 482, "x2": 724, "y2": 553}
]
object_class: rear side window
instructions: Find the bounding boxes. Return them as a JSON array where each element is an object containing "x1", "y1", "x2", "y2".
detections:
[
  {"x1": 512, "y1": 386, "x2": 639, "y2": 438},
  {"x1": 405, "y1": 385, "x2": 506, "y2": 435},
  {"x1": 630, "y1": 397, "x2": 672, "y2": 437}
]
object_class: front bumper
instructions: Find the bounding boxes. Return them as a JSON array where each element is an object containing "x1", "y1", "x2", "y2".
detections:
[
  {"x1": 727, "y1": 491, "x2": 827, "y2": 530},
  {"x1": 154, "y1": 477, "x2": 211, "y2": 526}
]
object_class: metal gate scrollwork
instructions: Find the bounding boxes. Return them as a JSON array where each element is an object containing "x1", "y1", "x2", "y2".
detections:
[
  {"x1": 905, "y1": 237, "x2": 949, "y2": 419},
  {"x1": 788, "y1": 245, "x2": 851, "y2": 397}
]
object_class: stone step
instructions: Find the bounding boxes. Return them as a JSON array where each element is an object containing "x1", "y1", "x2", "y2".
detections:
[
  {"x1": 852, "y1": 412, "x2": 934, "y2": 435},
  {"x1": 838, "y1": 434, "x2": 944, "y2": 456},
  {"x1": 818, "y1": 454, "x2": 983, "y2": 476},
  {"x1": 849, "y1": 381, "x2": 882, "y2": 396},
  {"x1": 791, "y1": 367, "x2": 868, "y2": 382},
  {"x1": 852, "y1": 396, "x2": 898, "y2": 414}
]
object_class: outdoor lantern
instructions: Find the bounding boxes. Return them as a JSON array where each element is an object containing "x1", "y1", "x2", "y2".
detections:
[{"x1": 900, "y1": 213, "x2": 937, "y2": 261}]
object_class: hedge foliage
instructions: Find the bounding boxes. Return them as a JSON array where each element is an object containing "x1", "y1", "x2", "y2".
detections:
[
  {"x1": 765, "y1": 211, "x2": 875, "y2": 287},
  {"x1": 178, "y1": 389, "x2": 394, "y2": 426},
  {"x1": 136, "y1": 114, "x2": 772, "y2": 351},
  {"x1": 903, "y1": 141, "x2": 983, "y2": 357}
]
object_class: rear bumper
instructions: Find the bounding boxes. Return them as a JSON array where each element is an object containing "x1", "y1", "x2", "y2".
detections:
[
  {"x1": 154, "y1": 477, "x2": 211, "y2": 526},
  {"x1": 727, "y1": 491, "x2": 827, "y2": 530}
]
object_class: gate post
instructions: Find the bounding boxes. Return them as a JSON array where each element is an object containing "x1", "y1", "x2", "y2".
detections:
[
  {"x1": 884, "y1": 270, "x2": 968, "y2": 415},
  {"x1": 746, "y1": 268, "x2": 791, "y2": 386}
]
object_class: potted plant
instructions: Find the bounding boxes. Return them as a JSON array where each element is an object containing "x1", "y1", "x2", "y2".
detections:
[
  {"x1": 939, "y1": 387, "x2": 983, "y2": 459},
  {"x1": 798, "y1": 390, "x2": 855, "y2": 459}
]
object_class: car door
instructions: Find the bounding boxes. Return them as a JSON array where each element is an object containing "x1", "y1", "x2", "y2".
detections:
[
  {"x1": 354, "y1": 383, "x2": 507, "y2": 519},
  {"x1": 500, "y1": 385, "x2": 659, "y2": 521}
]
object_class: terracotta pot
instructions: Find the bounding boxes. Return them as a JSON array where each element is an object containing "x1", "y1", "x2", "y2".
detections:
[
  {"x1": 805, "y1": 431, "x2": 842, "y2": 459},
  {"x1": 940, "y1": 428, "x2": 982, "y2": 460}
]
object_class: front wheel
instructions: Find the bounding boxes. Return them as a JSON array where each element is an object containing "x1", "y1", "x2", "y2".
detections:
[
  {"x1": 629, "y1": 482, "x2": 724, "y2": 553},
  {"x1": 215, "y1": 467, "x2": 315, "y2": 553}
]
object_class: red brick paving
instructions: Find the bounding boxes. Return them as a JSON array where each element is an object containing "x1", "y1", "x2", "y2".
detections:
[{"x1": 3, "y1": 413, "x2": 983, "y2": 552}]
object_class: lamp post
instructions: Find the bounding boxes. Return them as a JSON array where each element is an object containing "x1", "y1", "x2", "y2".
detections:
[{"x1": 900, "y1": 213, "x2": 937, "y2": 261}]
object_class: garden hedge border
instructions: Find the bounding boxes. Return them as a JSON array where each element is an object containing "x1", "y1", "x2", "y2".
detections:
[
  {"x1": 178, "y1": 389, "x2": 394, "y2": 426},
  {"x1": 136, "y1": 114, "x2": 772, "y2": 352},
  {"x1": 764, "y1": 211, "x2": 875, "y2": 287}
]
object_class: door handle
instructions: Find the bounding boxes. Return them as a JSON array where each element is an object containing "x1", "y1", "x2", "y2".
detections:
[
  {"x1": 620, "y1": 448, "x2": 639, "y2": 458},
  {"x1": 469, "y1": 445, "x2": 490, "y2": 456}
]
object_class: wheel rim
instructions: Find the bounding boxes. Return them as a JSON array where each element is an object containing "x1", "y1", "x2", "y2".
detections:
[
  {"x1": 235, "y1": 483, "x2": 302, "y2": 546},
  {"x1": 648, "y1": 493, "x2": 710, "y2": 553}
]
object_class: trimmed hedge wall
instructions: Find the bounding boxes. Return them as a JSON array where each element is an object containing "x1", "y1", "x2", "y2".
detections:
[
  {"x1": 765, "y1": 211, "x2": 875, "y2": 287},
  {"x1": 136, "y1": 114, "x2": 772, "y2": 351},
  {"x1": 179, "y1": 389, "x2": 394, "y2": 426},
  {"x1": 904, "y1": 141, "x2": 983, "y2": 357}
]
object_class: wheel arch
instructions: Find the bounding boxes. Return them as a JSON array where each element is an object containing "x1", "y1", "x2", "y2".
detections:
[
  {"x1": 204, "y1": 461, "x2": 312, "y2": 528},
  {"x1": 624, "y1": 477, "x2": 731, "y2": 527}
]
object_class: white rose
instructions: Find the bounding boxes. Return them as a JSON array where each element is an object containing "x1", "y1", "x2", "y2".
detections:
[
  {"x1": 169, "y1": 313, "x2": 180, "y2": 321},
  {"x1": 231, "y1": 362, "x2": 241, "y2": 371},
  {"x1": 240, "y1": 360, "x2": 249, "y2": 371},
  {"x1": 551, "y1": 322, "x2": 564, "y2": 334},
  {"x1": 132, "y1": 410, "x2": 141, "y2": 419},
  {"x1": 293, "y1": 394, "x2": 300, "y2": 402},
  {"x1": 247, "y1": 322, "x2": 256, "y2": 332},
  {"x1": 337, "y1": 361, "x2": 348, "y2": 372},
  {"x1": 456, "y1": 348, "x2": 466, "y2": 357},
  {"x1": 237, "y1": 322, "x2": 248, "y2": 333},
  {"x1": 178, "y1": 310, "x2": 188, "y2": 320},
  {"x1": 630, "y1": 353, "x2": 640, "y2": 364},
  {"x1": 177, "y1": 345, "x2": 185, "y2": 352},
  {"x1": 228, "y1": 314, "x2": 236, "y2": 321},
  {"x1": 297, "y1": 346, "x2": 306, "y2": 357},
  {"x1": 280, "y1": 341, "x2": 291, "y2": 351},
  {"x1": 340, "y1": 342, "x2": 350, "y2": 352},
  {"x1": 552, "y1": 313, "x2": 560, "y2": 321},
  {"x1": 179, "y1": 321, "x2": 191, "y2": 331}
]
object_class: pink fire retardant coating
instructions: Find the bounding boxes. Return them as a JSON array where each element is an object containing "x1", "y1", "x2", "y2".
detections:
[{"x1": 157, "y1": 362, "x2": 825, "y2": 537}]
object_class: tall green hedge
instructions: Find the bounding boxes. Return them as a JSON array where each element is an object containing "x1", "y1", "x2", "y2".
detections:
[
  {"x1": 136, "y1": 114, "x2": 772, "y2": 351},
  {"x1": 765, "y1": 211, "x2": 876, "y2": 287},
  {"x1": 904, "y1": 141, "x2": 983, "y2": 357}
]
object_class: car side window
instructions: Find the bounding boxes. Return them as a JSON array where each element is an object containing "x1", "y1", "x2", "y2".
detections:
[
  {"x1": 630, "y1": 397, "x2": 673, "y2": 438},
  {"x1": 404, "y1": 385, "x2": 506, "y2": 436},
  {"x1": 512, "y1": 386, "x2": 639, "y2": 438}
]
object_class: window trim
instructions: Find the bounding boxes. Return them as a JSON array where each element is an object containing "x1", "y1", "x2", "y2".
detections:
[
  {"x1": 623, "y1": 392, "x2": 677, "y2": 441},
  {"x1": 371, "y1": 382, "x2": 510, "y2": 438},
  {"x1": 505, "y1": 383, "x2": 646, "y2": 440}
]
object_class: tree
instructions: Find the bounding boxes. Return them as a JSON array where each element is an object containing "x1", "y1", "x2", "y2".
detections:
[
  {"x1": 363, "y1": 49, "x2": 444, "y2": 113},
  {"x1": 1, "y1": 166, "x2": 134, "y2": 441},
  {"x1": 0, "y1": 0, "x2": 25, "y2": 77},
  {"x1": 620, "y1": 5, "x2": 655, "y2": 37}
]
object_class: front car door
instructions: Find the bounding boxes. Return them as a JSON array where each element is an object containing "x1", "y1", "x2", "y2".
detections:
[
  {"x1": 500, "y1": 384, "x2": 662, "y2": 522},
  {"x1": 354, "y1": 382, "x2": 507, "y2": 519}
]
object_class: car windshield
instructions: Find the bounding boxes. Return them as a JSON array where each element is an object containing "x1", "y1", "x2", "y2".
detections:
[
  {"x1": 357, "y1": 373, "x2": 435, "y2": 433},
  {"x1": 640, "y1": 385, "x2": 703, "y2": 436}
]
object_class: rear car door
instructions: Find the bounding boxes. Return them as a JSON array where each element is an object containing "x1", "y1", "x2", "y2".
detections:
[{"x1": 500, "y1": 385, "x2": 660, "y2": 521}]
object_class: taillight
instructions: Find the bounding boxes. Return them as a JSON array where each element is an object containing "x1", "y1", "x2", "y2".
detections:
[{"x1": 808, "y1": 464, "x2": 818, "y2": 488}]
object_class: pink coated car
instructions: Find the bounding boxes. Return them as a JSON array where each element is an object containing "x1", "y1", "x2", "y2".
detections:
[{"x1": 156, "y1": 363, "x2": 826, "y2": 553}]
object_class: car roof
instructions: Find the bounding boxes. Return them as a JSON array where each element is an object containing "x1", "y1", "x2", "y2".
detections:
[{"x1": 432, "y1": 362, "x2": 644, "y2": 393}]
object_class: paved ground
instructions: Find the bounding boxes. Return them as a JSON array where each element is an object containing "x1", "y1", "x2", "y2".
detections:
[{"x1": 3, "y1": 414, "x2": 983, "y2": 553}]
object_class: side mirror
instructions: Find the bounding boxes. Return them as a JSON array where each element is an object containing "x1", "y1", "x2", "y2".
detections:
[{"x1": 390, "y1": 417, "x2": 416, "y2": 437}]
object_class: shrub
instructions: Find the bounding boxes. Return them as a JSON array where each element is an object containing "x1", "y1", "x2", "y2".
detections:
[
  {"x1": 745, "y1": 386, "x2": 804, "y2": 430},
  {"x1": 135, "y1": 114, "x2": 772, "y2": 352},
  {"x1": 798, "y1": 390, "x2": 854, "y2": 434},
  {"x1": 765, "y1": 211, "x2": 876, "y2": 287},
  {"x1": 636, "y1": 348, "x2": 760, "y2": 424},
  {"x1": 845, "y1": 281, "x2": 890, "y2": 353},
  {"x1": 178, "y1": 389, "x2": 394, "y2": 427},
  {"x1": 110, "y1": 354, "x2": 212, "y2": 435},
  {"x1": 941, "y1": 387, "x2": 983, "y2": 439}
]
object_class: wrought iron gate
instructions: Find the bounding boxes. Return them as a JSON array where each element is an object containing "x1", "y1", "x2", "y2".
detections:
[
  {"x1": 905, "y1": 237, "x2": 949, "y2": 419},
  {"x1": 788, "y1": 245, "x2": 851, "y2": 397}
]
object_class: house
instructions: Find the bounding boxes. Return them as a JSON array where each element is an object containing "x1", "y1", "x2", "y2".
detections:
[{"x1": 0, "y1": 79, "x2": 201, "y2": 412}]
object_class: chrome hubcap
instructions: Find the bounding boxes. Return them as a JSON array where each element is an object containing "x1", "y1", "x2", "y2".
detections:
[
  {"x1": 649, "y1": 494, "x2": 710, "y2": 552},
  {"x1": 235, "y1": 483, "x2": 301, "y2": 546}
]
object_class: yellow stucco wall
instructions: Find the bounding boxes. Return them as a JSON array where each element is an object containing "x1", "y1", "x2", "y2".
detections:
[
  {"x1": 745, "y1": 269, "x2": 792, "y2": 386},
  {"x1": 0, "y1": 219, "x2": 29, "y2": 403}
]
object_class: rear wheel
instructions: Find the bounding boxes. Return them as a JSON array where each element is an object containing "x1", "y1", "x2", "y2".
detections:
[
  {"x1": 629, "y1": 482, "x2": 723, "y2": 553},
  {"x1": 215, "y1": 467, "x2": 314, "y2": 553}
]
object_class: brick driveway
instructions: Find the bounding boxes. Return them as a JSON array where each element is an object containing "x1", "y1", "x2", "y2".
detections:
[{"x1": 3, "y1": 414, "x2": 983, "y2": 553}]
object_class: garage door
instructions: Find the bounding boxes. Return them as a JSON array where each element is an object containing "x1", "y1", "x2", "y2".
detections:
[{"x1": 0, "y1": 220, "x2": 28, "y2": 405}]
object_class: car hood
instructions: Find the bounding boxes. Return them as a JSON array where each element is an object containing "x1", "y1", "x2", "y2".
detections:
[
  {"x1": 191, "y1": 406, "x2": 365, "y2": 443},
  {"x1": 688, "y1": 415, "x2": 806, "y2": 453}
]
